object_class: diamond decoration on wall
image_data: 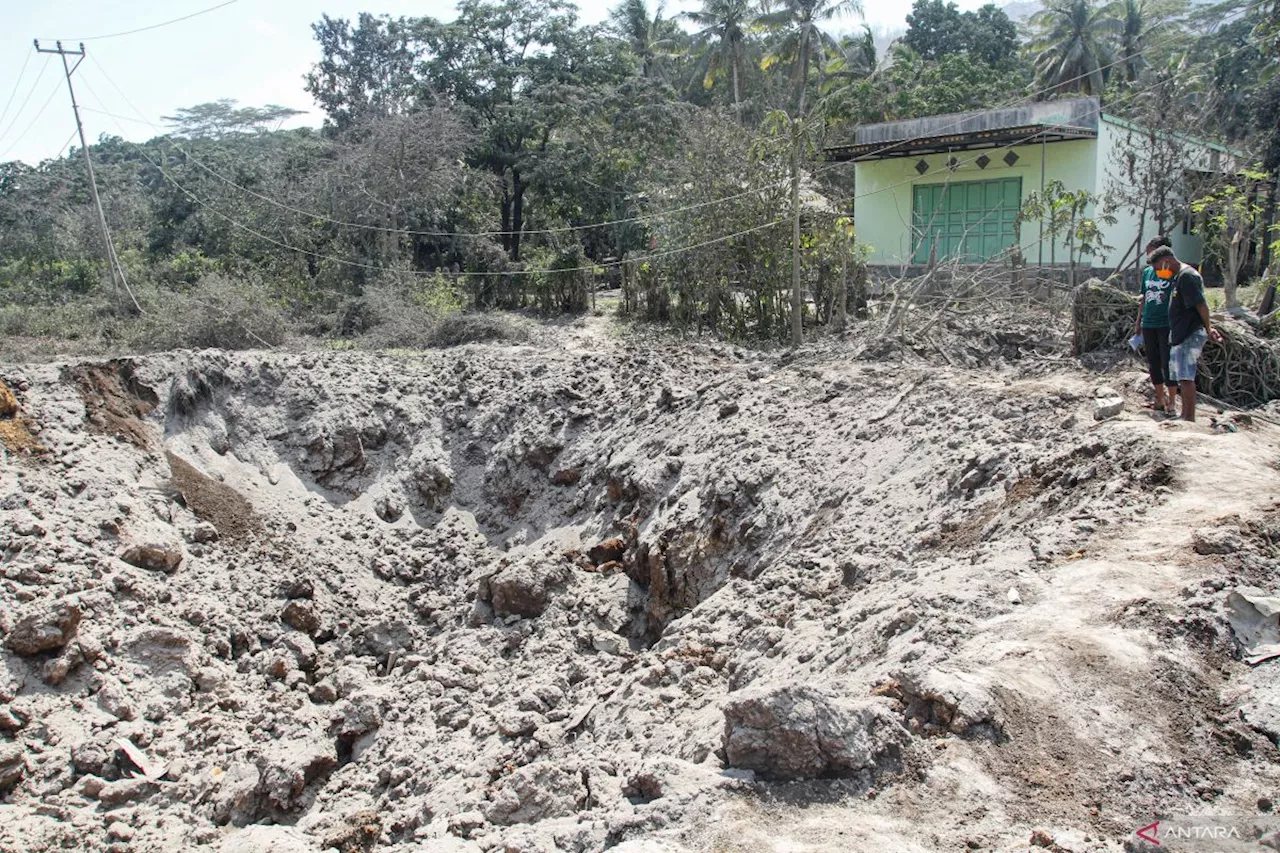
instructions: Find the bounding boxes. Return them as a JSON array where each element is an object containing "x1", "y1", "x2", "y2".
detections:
[
  {"x1": 947, "y1": 156, "x2": 960, "y2": 171},
  {"x1": 975, "y1": 154, "x2": 991, "y2": 170},
  {"x1": 914, "y1": 159, "x2": 929, "y2": 175},
  {"x1": 1003, "y1": 150, "x2": 1020, "y2": 166}
]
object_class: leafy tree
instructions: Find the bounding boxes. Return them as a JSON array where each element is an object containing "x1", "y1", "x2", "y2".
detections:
[
  {"x1": 759, "y1": 0, "x2": 864, "y2": 115},
  {"x1": 825, "y1": 25, "x2": 877, "y2": 86},
  {"x1": 902, "y1": 0, "x2": 970, "y2": 61},
  {"x1": 1193, "y1": 169, "x2": 1271, "y2": 309},
  {"x1": 1018, "y1": 181, "x2": 1115, "y2": 283},
  {"x1": 684, "y1": 0, "x2": 758, "y2": 115},
  {"x1": 902, "y1": 1, "x2": 1018, "y2": 67},
  {"x1": 417, "y1": 0, "x2": 629, "y2": 264},
  {"x1": 305, "y1": 14, "x2": 421, "y2": 133},
  {"x1": 1112, "y1": 0, "x2": 1176, "y2": 82},
  {"x1": 968, "y1": 5, "x2": 1021, "y2": 67},
  {"x1": 833, "y1": 45, "x2": 1027, "y2": 123},
  {"x1": 162, "y1": 100, "x2": 306, "y2": 139},
  {"x1": 1029, "y1": 0, "x2": 1122, "y2": 96}
]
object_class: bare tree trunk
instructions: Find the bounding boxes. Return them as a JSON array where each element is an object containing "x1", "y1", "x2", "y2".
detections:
[
  {"x1": 732, "y1": 59, "x2": 742, "y2": 116},
  {"x1": 797, "y1": 44, "x2": 809, "y2": 116},
  {"x1": 500, "y1": 180, "x2": 513, "y2": 259},
  {"x1": 511, "y1": 170, "x2": 526, "y2": 263},
  {"x1": 1134, "y1": 208, "x2": 1146, "y2": 288},
  {"x1": 1225, "y1": 232, "x2": 1242, "y2": 310},
  {"x1": 836, "y1": 251, "x2": 848, "y2": 331},
  {"x1": 790, "y1": 136, "x2": 802, "y2": 347}
]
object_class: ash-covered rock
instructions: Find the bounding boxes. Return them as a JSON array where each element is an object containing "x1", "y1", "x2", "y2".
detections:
[{"x1": 721, "y1": 683, "x2": 912, "y2": 781}]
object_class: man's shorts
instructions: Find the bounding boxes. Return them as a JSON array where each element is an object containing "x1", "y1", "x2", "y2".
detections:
[{"x1": 1169, "y1": 327, "x2": 1208, "y2": 382}]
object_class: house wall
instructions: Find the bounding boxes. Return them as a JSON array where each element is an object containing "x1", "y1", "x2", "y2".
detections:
[
  {"x1": 1095, "y1": 115, "x2": 1215, "y2": 273},
  {"x1": 853, "y1": 137, "x2": 1098, "y2": 269}
]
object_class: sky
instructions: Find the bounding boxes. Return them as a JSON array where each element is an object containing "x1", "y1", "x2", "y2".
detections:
[{"x1": 0, "y1": 0, "x2": 1001, "y2": 166}]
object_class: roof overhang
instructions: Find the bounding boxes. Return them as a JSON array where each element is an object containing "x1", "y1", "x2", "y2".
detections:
[{"x1": 824, "y1": 97, "x2": 1101, "y2": 163}]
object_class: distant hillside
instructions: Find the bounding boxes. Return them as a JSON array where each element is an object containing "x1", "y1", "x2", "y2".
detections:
[{"x1": 1002, "y1": 0, "x2": 1042, "y2": 23}]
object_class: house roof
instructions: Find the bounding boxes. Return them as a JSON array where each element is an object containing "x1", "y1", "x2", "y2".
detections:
[{"x1": 824, "y1": 97, "x2": 1101, "y2": 162}]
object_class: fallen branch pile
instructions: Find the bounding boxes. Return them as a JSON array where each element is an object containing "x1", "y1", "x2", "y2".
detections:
[
  {"x1": 1072, "y1": 279, "x2": 1138, "y2": 355},
  {"x1": 1199, "y1": 321, "x2": 1280, "y2": 407}
]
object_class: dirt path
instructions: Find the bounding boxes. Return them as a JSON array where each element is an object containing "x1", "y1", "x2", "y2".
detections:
[{"x1": 691, "y1": 386, "x2": 1280, "y2": 853}]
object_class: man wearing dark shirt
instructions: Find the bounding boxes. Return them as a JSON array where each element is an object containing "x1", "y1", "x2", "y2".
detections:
[{"x1": 1150, "y1": 246, "x2": 1223, "y2": 422}]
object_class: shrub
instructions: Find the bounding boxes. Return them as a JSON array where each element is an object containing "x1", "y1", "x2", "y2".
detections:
[
  {"x1": 129, "y1": 274, "x2": 291, "y2": 351},
  {"x1": 423, "y1": 311, "x2": 532, "y2": 347}
]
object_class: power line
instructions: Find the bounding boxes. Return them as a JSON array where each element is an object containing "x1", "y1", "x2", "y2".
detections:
[
  {"x1": 0, "y1": 48, "x2": 35, "y2": 134},
  {"x1": 79, "y1": 72, "x2": 794, "y2": 279},
  {"x1": 87, "y1": 55, "x2": 799, "y2": 239},
  {"x1": 0, "y1": 75, "x2": 65, "y2": 162},
  {"x1": 823, "y1": 28, "x2": 1265, "y2": 167},
  {"x1": 46, "y1": 0, "x2": 240, "y2": 42},
  {"x1": 85, "y1": 27, "x2": 1259, "y2": 244},
  {"x1": 34, "y1": 40, "x2": 141, "y2": 314},
  {"x1": 0, "y1": 55, "x2": 52, "y2": 150},
  {"x1": 54, "y1": 127, "x2": 79, "y2": 158}
]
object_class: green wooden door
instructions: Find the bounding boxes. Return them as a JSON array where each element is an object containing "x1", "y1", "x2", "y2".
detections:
[{"x1": 911, "y1": 177, "x2": 1022, "y2": 264}]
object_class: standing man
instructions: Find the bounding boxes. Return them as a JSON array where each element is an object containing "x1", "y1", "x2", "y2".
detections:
[
  {"x1": 1134, "y1": 235, "x2": 1177, "y2": 415},
  {"x1": 1150, "y1": 246, "x2": 1224, "y2": 422}
]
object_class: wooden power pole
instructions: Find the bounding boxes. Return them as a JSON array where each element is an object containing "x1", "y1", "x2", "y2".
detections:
[{"x1": 34, "y1": 40, "x2": 141, "y2": 314}]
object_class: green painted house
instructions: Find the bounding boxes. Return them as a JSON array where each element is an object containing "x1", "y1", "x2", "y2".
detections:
[{"x1": 826, "y1": 97, "x2": 1230, "y2": 278}]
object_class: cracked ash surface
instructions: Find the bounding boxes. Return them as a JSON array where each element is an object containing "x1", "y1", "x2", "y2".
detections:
[{"x1": 2, "y1": 316, "x2": 1279, "y2": 852}]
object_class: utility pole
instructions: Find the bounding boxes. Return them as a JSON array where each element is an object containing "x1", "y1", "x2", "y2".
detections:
[{"x1": 34, "y1": 39, "x2": 141, "y2": 314}]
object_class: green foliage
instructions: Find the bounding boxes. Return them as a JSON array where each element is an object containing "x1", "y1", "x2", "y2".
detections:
[
  {"x1": 1028, "y1": 0, "x2": 1121, "y2": 96},
  {"x1": 2, "y1": 0, "x2": 1276, "y2": 352},
  {"x1": 684, "y1": 0, "x2": 759, "y2": 112},
  {"x1": 162, "y1": 100, "x2": 306, "y2": 139},
  {"x1": 903, "y1": 0, "x2": 1019, "y2": 67},
  {"x1": 1018, "y1": 181, "x2": 1116, "y2": 281},
  {"x1": 1192, "y1": 169, "x2": 1271, "y2": 301},
  {"x1": 304, "y1": 14, "x2": 422, "y2": 132},
  {"x1": 758, "y1": 0, "x2": 863, "y2": 115},
  {"x1": 607, "y1": 0, "x2": 685, "y2": 81},
  {"x1": 832, "y1": 46, "x2": 1029, "y2": 123}
]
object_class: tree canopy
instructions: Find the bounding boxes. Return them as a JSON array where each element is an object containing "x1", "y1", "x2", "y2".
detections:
[{"x1": 0, "y1": 0, "x2": 1276, "y2": 351}]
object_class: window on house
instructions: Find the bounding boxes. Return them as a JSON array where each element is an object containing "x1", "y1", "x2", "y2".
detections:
[{"x1": 911, "y1": 177, "x2": 1023, "y2": 264}]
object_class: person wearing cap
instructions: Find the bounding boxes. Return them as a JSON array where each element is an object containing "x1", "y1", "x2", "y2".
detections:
[
  {"x1": 1149, "y1": 246, "x2": 1223, "y2": 422},
  {"x1": 1133, "y1": 235, "x2": 1177, "y2": 415}
]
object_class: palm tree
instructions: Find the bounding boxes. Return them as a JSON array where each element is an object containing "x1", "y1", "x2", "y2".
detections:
[
  {"x1": 759, "y1": 0, "x2": 865, "y2": 115},
  {"x1": 608, "y1": 0, "x2": 683, "y2": 80},
  {"x1": 1113, "y1": 0, "x2": 1180, "y2": 82},
  {"x1": 684, "y1": 0, "x2": 758, "y2": 114},
  {"x1": 824, "y1": 24, "x2": 877, "y2": 87},
  {"x1": 1030, "y1": 0, "x2": 1122, "y2": 96}
]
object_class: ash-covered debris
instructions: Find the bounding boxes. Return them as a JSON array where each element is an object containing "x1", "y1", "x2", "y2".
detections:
[{"x1": 1, "y1": 332, "x2": 1276, "y2": 853}]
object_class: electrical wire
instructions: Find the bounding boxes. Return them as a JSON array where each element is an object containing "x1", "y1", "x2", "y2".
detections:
[
  {"x1": 54, "y1": 127, "x2": 79, "y2": 158},
  {"x1": 46, "y1": 0, "x2": 240, "y2": 42},
  {"x1": 68, "y1": 29, "x2": 1265, "y2": 281},
  {"x1": 821, "y1": 28, "x2": 1266, "y2": 165},
  {"x1": 0, "y1": 55, "x2": 52, "y2": 150},
  {"x1": 78, "y1": 72, "x2": 790, "y2": 279},
  {"x1": 86, "y1": 26, "x2": 1261, "y2": 244},
  {"x1": 0, "y1": 75, "x2": 66, "y2": 162},
  {"x1": 87, "y1": 56, "x2": 799, "y2": 240},
  {"x1": 0, "y1": 49, "x2": 35, "y2": 135}
]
